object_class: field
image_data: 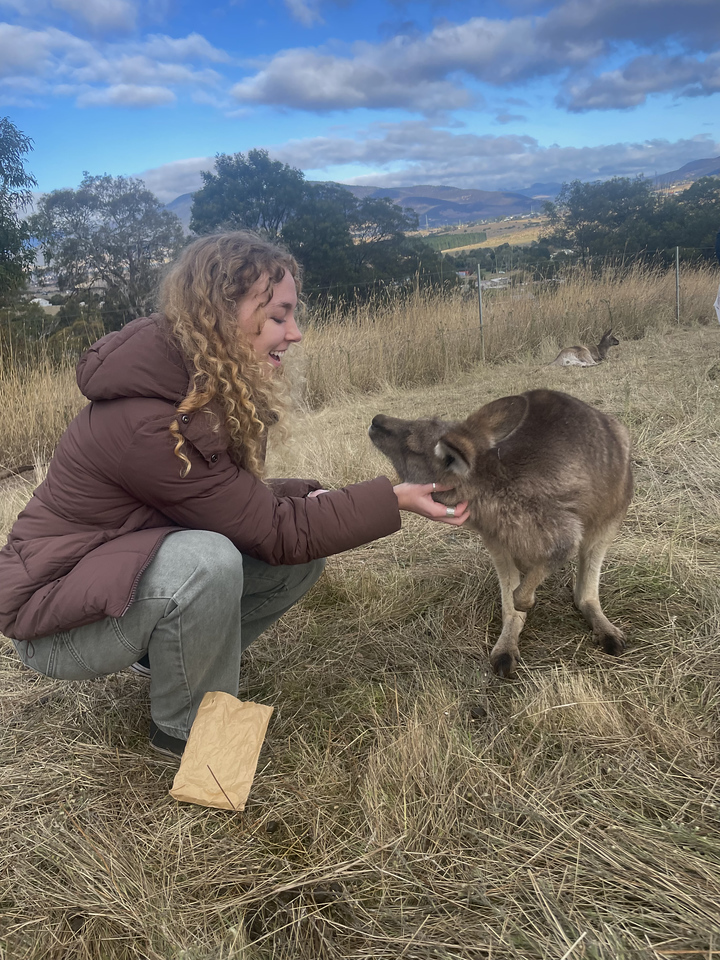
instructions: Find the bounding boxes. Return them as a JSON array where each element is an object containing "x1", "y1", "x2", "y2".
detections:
[
  {"x1": 421, "y1": 232, "x2": 488, "y2": 252},
  {"x1": 1, "y1": 265, "x2": 720, "y2": 959},
  {"x1": 428, "y1": 217, "x2": 550, "y2": 254}
]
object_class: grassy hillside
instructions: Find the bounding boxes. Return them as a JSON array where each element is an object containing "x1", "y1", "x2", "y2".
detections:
[
  {"x1": 1, "y1": 267, "x2": 719, "y2": 958},
  {"x1": 422, "y1": 231, "x2": 488, "y2": 251}
]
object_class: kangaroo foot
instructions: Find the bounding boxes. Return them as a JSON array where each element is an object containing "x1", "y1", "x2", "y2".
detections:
[
  {"x1": 594, "y1": 623, "x2": 625, "y2": 656},
  {"x1": 490, "y1": 649, "x2": 519, "y2": 678}
]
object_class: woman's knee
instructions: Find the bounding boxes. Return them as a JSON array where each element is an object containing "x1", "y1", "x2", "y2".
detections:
[
  {"x1": 142, "y1": 530, "x2": 244, "y2": 598},
  {"x1": 174, "y1": 530, "x2": 243, "y2": 572}
]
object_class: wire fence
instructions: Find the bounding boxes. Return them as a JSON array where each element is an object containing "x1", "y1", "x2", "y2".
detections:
[{"x1": 3, "y1": 244, "x2": 719, "y2": 356}]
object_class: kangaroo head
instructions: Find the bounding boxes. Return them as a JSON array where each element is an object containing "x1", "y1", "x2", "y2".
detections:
[
  {"x1": 435, "y1": 394, "x2": 529, "y2": 477},
  {"x1": 369, "y1": 414, "x2": 455, "y2": 482},
  {"x1": 600, "y1": 328, "x2": 620, "y2": 347}
]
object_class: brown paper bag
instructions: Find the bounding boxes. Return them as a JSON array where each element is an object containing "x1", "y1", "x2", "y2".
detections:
[{"x1": 169, "y1": 691, "x2": 273, "y2": 811}]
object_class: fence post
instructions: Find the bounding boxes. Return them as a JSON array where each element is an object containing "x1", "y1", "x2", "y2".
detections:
[
  {"x1": 477, "y1": 262, "x2": 485, "y2": 362},
  {"x1": 675, "y1": 246, "x2": 680, "y2": 323}
]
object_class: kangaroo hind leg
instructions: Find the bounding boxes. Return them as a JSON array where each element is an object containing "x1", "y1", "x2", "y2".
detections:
[
  {"x1": 574, "y1": 531, "x2": 625, "y2": 655},
  {"x1": 485, "y1": 545, "x2": 527, "y2": 678},
  {"x1": 513, "y1": 563, "x2": 552, "y2": 613}
]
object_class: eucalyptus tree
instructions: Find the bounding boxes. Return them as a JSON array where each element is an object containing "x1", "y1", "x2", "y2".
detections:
[
  {"x1": 31, "y1": 173, "x2": 184, "y2": 328},
  {"x1": 0, "y1": 116, "x2": 37, "y2": 297}
]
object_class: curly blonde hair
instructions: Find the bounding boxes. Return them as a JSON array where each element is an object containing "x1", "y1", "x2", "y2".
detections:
[{"x1": 158, "y1": 231, "x2": 301, "y2": 477}]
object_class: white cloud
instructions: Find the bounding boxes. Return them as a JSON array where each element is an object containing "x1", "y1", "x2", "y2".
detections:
[
  {"x1": 72, "y1": 55, "x2": 221, "y2": 87},
  {"x1": 229, "y1": 0, "x2": 720, "y2": 115},
  {"x1": 563, "y1": 52, "x2": 720, "y2": 110},
  {"x1": 0, "y1": 21, "x2": 228, "y2": 107},
  {"x1": 0, "y1": 22, "x2": 92, "y2": 77},
  {"x1": 50, "y1": 0, "x2": 137, "y2": 32},
  {"x1": 269, "y1": 123, "x2": 720, "y2": 190},
  {"x1": 540, "y1": 0, "x2": 720, "y2": 54},
  {"x1": 284, "y1": 0, "x2": 323, "y2": 27},
  {"x1": 136, "y1": 156, "x2": 213, "y2": 202},
  {"x1": 2, "y1": 0, "x2": 719, "y2": 121},
  {"x1": 136, "y1": 127, "x2": 720, "y2": 205},
  {"x1": 77, "y1": 83, "x2": 176, "y2": 107},
  {"x1": 231, "y1": 47, "x2": 474, "y2": 113},
  {"x1": 141, "y1": 32, "x2": 232, "y2": 63},
  {"x1": 0, "y1": 0, "x2": 138, "y2": 32}
]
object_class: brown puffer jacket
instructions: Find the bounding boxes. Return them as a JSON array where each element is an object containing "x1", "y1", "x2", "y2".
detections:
[{"x1": 0, "y1": 316, "x2": 401, "y2": 642}]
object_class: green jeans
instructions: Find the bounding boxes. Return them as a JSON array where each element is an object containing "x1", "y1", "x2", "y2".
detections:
[{"x1": 13, "y1": 530, "x2": 326, "y2": 740}]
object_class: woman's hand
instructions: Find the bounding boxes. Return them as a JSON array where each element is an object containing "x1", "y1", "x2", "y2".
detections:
[{"x1": 393, "y1": 482, "x2": 470, "y2": 526}]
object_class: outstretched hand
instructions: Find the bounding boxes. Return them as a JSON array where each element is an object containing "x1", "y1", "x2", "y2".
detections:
[{"x1": 393, "y1": 482, "x2": 470, "y2": 526}]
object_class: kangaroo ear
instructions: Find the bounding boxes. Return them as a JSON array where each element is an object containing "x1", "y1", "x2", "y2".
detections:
[
  {"x1": 434, "y1": 434, "x2": 474, "y2": 476},
  {"x1": 601, "y1": 327, "x2": 612, "y2": 338},
  {"x1": 468, "y1": 394, "x2": 528, "y2": 447}
]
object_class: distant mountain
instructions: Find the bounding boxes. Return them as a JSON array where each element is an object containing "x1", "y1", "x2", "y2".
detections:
[
  {"x1": 654, "y1": 155, "x2": 720, "y2": 186},
  {"x1": 513, "y1": 182, "x2": 563, "y2": 199},
  {"x1": 165, "y1": 192, "x2": 193, "y2": 232},
  {"x1": 165, "y1": 183, "x2": 536, "y2": 233},
  {"x1": 336, "y1": 183, "x2": 535, "y2": 226},
  {"x1": 164, "y1": 158, "x2": 720, "y2": 234}
]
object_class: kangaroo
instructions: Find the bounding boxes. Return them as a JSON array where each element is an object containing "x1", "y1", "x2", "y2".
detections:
[
  {"x1": 369, "y1": 389, "x2": 633, "y2": 677},
  {"x1": 549, "y1": 328, "x2": 619, "y2": 367}
]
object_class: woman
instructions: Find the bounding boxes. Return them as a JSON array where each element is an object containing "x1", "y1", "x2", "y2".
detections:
[{"x1": 0, "y1": 232, "x2": 468, "y2": 758}]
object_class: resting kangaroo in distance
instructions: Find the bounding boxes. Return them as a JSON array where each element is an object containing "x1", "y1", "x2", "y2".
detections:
[
  {"x1": 549, "y1": 328, "x2": 619, "y2": 367},
  {"x1": 369, "y1": 389, "x2": 633, "y2": 678}
]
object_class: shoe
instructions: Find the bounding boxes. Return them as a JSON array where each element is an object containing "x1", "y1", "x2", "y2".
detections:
[
  {"x1": 129, "y1": 653, "x2": 151, "y2": 677},
  {"x1": 149, "y1": 720, "x2": 186, "y2": 759}
]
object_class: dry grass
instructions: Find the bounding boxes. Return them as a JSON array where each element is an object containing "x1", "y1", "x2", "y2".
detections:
[
  {"x1": 297, "y1": 262, "x2": 718, "y2": 407},
  {"x1": 1, "y1": 269, "x2": 720, "y2": 958},
  {"x1": 0, "y1": 352, "x2": 84, "y2": 477}
]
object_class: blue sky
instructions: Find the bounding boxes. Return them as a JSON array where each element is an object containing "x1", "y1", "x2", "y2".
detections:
[{"x1": 1, "y1": 0, "x2": 719, "y2": 203}]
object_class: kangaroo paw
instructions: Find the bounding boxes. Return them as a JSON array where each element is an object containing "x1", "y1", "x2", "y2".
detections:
[
  {"x1": 490, "y1": 650, "x2": 518, "y2": 679},
  {"x1": 595, "y1": 625, "x2": 625, "y2": 656}
]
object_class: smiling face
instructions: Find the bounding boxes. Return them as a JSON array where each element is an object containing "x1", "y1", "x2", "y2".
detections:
[{"x1": 236, "y1": 269, "x2": 301, "y2": 369}]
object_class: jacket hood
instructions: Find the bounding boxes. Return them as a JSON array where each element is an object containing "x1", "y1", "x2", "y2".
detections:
[{"x1": 76, "y1": 315, "x2": 190, "y2": 403}]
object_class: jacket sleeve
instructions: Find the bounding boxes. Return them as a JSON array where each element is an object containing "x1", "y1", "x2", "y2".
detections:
[
  {"x1": 117, "y1": 414, "x2": 401, "y2": 565},
  {"x1": 265, "y1": 478, "x2": 323, "y2": 498}
]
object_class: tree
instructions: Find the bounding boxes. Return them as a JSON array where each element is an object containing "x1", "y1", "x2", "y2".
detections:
[
  {"x1": 280, "y1": 182, "x2": 357, "y2": 295},
  {"x1": 190, "y1": 151, "x2": 443, "y2": 301},
  {"x1": 0, "y1": 116, "x2": 38, "y2": 298},
  {"x1": 190, "y1": 149, "x2": 306, "y2": 237},
  {"x1": 672, "y1": 177, "x2": 720, "y2": 255},
  {"x1": 541, "y1": 174, "x2": 720, "y2": 265},
  {"x1": 549, "y1": 176, "x2": 658, "y2": 259},
  {"x1": 347, "y1": 197, "x2": 422, "y2": 279},
  {"x1": 30, "y1": 173, "x2": 184, "y2": 329},
  {"x1": 282, "y1": 186, "x2": 443, "y2": 300}
]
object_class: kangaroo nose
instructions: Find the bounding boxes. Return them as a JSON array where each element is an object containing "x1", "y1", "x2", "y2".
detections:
[{"x1": 370, "y1": 415, "x2": 387, "y2": 432}]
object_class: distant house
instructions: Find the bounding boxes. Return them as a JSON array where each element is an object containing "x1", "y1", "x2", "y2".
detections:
[{"x1": 30, "y1": 297, "x2": 61, "y2": 316}]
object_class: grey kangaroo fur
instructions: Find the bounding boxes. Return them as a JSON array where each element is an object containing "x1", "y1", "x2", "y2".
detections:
[
  {"x1": 549, "y1": 328, "x2": 619, "y2": 367},
  {"x1": 369, "y1": 389, "x2": 633, "y2": 677}
]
